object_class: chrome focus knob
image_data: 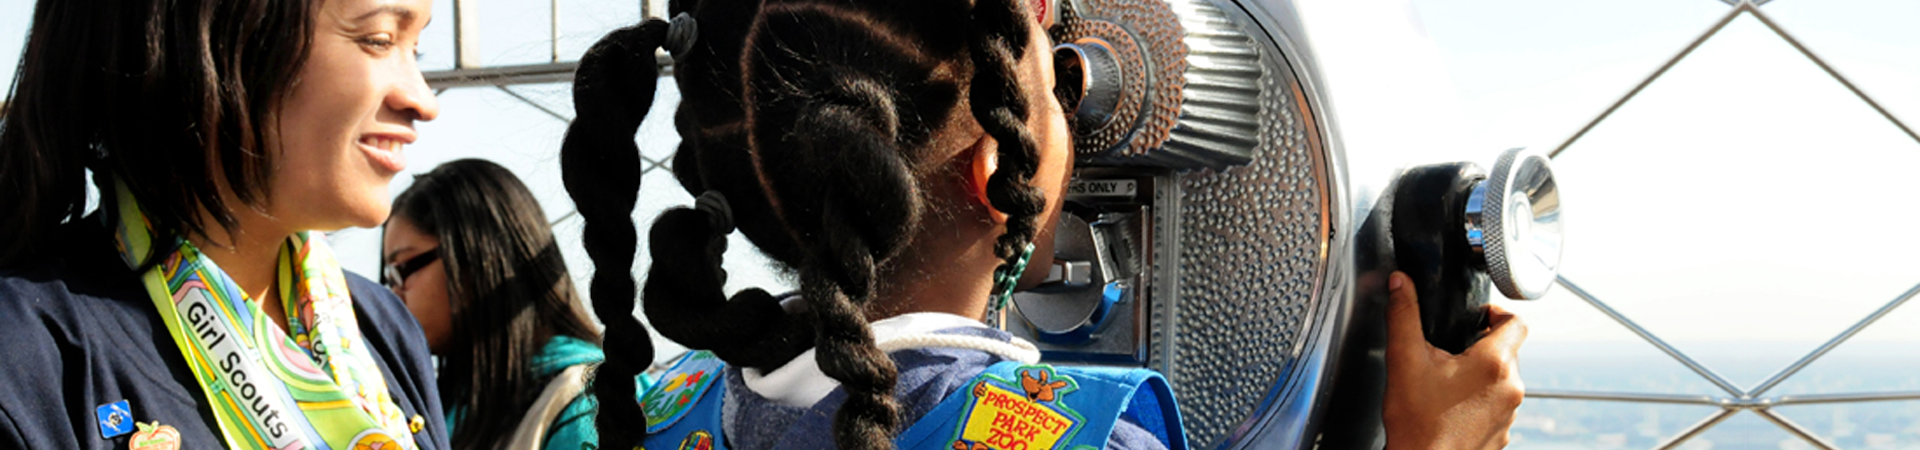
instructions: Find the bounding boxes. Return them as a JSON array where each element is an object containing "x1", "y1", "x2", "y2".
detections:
[{"x1": 1465, "y1": 148, "x2": 1561, "y2": 300}]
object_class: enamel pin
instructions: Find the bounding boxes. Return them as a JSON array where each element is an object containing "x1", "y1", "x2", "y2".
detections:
[
  {"x1": 95, "y1": 400, "x2": 134, "y2": 439},
  {"x1": 128, "y1": 422, "x2": 180, "y2": 450}
]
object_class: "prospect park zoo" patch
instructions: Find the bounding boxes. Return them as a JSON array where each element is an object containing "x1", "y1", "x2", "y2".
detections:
[{"x1": 947, "y1": 366, "x2": 1098, "y2": 450}]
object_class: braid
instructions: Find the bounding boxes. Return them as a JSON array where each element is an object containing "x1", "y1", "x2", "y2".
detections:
[
  {"x1": 642, "y1": 206, "x2": 814, "y2": 370},
  {"x1": 803, "y1": 266, "x2": 902, "y2": 450},
  {"x1": 558, "y1": 19, "x2": 670, "y2": 450},
  {"x1": 800, "y1": 186, "x2": 912, "y2": 448},
  {"x1": 967, "y1": 0, "x2": 1048, "y2": 263},
  {"x1": 740, "y1": 5, "x2": 976, "y2": 446},
  {"x1": 569, "y1": 0, "x2": 1051, "y2": 449},
  {"x1": 646, "y1": 0, "x2": 820, "y2": 372},
  {"x1": 669, "y1": 0, "x2": 805, "y2": 267}
]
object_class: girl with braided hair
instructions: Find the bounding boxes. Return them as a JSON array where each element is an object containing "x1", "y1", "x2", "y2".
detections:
[
  {"x1": 563, "y1": 0, "x2": 1526, "y2": 449},
  {"x1": 563, "y1": 0, "x2": 1179, "y2": 448}
]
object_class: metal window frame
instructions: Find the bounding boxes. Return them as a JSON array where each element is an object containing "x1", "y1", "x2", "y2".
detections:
[
  {"x1": 420, "y1": 0, "x2": 682, "y2": 211},
  {"x1": 1538, "y1": 2, "x2": 1920, "y2": 448},
  {"x1": 418, "y1": 1, "x2": 1920, "y2": 447}
]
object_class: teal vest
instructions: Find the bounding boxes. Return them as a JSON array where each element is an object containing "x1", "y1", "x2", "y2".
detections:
[{"x1": 638, "y1": 351, "x2": 1187, "y2": 450}]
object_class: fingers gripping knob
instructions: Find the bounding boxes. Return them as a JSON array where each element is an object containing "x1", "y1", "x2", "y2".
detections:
[{"x1": 1390, "y1": 148, "x2": 1563, "y2": 354}]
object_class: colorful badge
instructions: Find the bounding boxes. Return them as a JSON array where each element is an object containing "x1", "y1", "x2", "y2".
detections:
[
  {"x1": 950, "y1": 366, "x2": 1085, "y2": 450},
  {"x1": 678, "y1": 430, "x2": 715, "y2": 450},
  {"x1": 350, "y1": 430, "x2": 401, "y2": 450},
  {"x1": 127, "y1": 422, "x2": 179, "y2": 450},
  {"x1": 641, "y1": 351, "x2": 725, "y2": 433},
  {"x1": 96, "y1": 400, "x2": 134, "y2": 439}
]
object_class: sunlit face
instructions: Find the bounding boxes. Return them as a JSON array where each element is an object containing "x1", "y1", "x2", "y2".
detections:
[
  {"x1": 273, "y1": 0, "x2": 438, "y2": 231},
  {"x1": 1016, "y1": 16, "x2": 1077, "y2": 287},
  {"x1": 383, "y1": 216, "x2": 452, "y2": 354}
]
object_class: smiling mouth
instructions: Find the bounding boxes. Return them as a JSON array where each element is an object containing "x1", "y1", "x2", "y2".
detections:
[
  {"x1": 360, "y1": 135, "x2": 410, "y2": 173},
  {"x1": 361, "y1": 136, "x2": 404, "y2": 153}
]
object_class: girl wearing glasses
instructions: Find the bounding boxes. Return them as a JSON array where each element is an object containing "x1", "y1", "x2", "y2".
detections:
[
  {"x1": 0, "y1": 0, "x2": 448, "y2": 448},
  {"x1": 382, "y1": 159, "x2": 625, "y2": 450}
]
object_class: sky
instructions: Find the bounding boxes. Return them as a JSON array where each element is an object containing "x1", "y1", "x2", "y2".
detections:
[
  {"x1": 1402, "y1": 0, "x2": 1920, "y2": 372},
  {"x1": 2, "y1": 0, "x2": 1917, "y2": 376}
]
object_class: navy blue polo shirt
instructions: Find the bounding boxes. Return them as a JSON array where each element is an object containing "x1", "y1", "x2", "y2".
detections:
[{"x1": 0, "y1": 221, "x2": 449, "y2": 449}]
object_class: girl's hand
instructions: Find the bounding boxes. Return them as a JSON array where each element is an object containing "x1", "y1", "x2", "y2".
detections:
[{"x1": 1382, "y1": 271, "x2": 1528, "y2": 450}]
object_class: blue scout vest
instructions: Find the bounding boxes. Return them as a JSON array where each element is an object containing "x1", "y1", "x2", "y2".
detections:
[{"x1": 638, "y1": 351, "x2": 1188, "y2": 450}]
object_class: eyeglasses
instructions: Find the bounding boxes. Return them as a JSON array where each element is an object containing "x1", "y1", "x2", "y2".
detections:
[{"x1": 383, "y1": 249, "x2": 440, "y2": 291}]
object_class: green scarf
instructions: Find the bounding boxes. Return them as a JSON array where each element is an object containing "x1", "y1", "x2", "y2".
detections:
[{"x1": 113, "y1": 181, "x2": 420, "y2": 450}]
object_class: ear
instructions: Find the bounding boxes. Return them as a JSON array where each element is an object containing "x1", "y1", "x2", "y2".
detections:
[{"x1": 966, "y1": 135, "x2": 1008, "y2": 224}]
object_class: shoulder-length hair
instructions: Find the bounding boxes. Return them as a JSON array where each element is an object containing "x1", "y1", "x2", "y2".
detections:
[
  {"x1": 388, "y1": 158, "x2": 602, "y2": 450},
  {"x1": 0, "y1": 0, "x2": 314, "y2": 267},
  {"x1": 0, "y1": 0, "x2": 314, "y2": 266}
]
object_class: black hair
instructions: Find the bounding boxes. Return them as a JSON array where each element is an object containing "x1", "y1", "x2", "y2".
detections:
[
  {"x1": 0, "y1": 0, "x2": 316, "y2": 267},
  {"x1": 559, "y1": 0, "x2": 1046, "y2": 448},
  {"x1": 388, "y1": 159, "x2": 602, "y2": 450}
]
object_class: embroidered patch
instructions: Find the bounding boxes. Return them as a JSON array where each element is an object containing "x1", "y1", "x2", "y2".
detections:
[
  {"x1": 950, "y1": 366, "x2": 1085, "y2": 450},
  {"x1": 128, "y1": 422, "x2": 179, "y2": 450},
  {"x1": 96, "y1": 400, "x2": 134, "y2": 439},
  {"x1": 642, "y1": 351, "x2": 725, "y2": 433},
  {"x1": 678, "y1": 430, "x2": 715, "y2": 450}
]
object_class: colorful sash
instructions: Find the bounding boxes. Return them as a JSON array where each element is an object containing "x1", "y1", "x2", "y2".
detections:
[
  {"x1": 113, "y1": 181, "x2": 419, "y2": 450},
  {"x1": 638, "y1": 351, "x2": 1188, "y2": 450},
  {"x1": 894, "y1": 362, "x2": 1188, "y2": 450}
]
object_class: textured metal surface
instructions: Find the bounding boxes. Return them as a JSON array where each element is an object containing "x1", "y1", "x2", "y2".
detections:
[
  {"x1": 1036, "y1": 0, "x2": 1332, "y2": 446},
  {"x1": 1167, "y1": 32, "x2": 1328, "y2": 447},
  {"x1": 1052, "y1": 0, "x2": 1181, "y2": 159},
  {"x1": 1154, "y1": 0, "x2": 1265, "y2": 168},
  {"x1": 1052, "y1": 0, "x2": 1267, "y2": 170}
]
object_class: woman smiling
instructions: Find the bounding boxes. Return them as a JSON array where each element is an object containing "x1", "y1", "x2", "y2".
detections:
[{"x1": 0, "y1": 0, "x2": 448, "y2": 449}]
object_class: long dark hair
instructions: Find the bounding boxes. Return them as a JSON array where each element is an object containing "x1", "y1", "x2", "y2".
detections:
[
  {"x1": 559, "y1": 0, "x2": 1046, "y2": 448},
  {"x1": 389, "y1": 159, "x2": 602, "y2": 450},
  {"x1": 0, "y1": 0, "x2": 315, "y2": 267}
]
